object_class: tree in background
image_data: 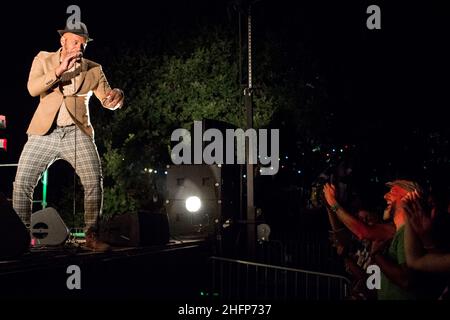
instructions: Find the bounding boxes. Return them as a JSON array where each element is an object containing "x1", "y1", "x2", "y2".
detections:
[{"x1": 92, "y1": 28, "x2": 276, "y2": 216}]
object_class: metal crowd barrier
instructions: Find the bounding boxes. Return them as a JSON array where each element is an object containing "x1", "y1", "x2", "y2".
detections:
[{"x1": 209, "y1": 256, "x2": 350, "y2": 301}]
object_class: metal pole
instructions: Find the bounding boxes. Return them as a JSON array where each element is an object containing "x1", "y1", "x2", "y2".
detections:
[
  {"x1": 245, "y1": 5, "x2": 256, "y2": 258},
  {"x1": 238, "y1": 5, "x2": 244, "y2": 223},
  {"x1": 42, "y1": 170, "x2": 48, "y2": 209},
  {"x1": 0, "y1": 163, "x2": 48, "y2": 208}
]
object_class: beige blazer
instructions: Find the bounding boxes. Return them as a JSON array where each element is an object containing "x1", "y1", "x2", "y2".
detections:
[{"x1": 26, "y1": 49, "x2": 116, "y2": 138}]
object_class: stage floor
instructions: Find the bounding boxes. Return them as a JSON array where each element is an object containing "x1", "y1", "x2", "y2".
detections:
[{"x1": 0, "y1": 239, "x2": 211, "y2": 300}]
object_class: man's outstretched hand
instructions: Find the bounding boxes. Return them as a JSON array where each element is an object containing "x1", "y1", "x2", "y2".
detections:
[{"x1": 104, "y1": 88, "x2": 124, "y2": 109}]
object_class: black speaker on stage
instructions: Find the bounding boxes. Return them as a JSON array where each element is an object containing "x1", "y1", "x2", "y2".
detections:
[
  {"x1": 100, "y1": 211, "x2": 170, "y2": 246},
  {"x1": 0, "y1": 193, "x2": 30, "y2": 259},
  {"x1": 30, "y1": 207, "x2": 70, "y2": 246},
  {"x1": 166, "y1": 119, "x2": 241, "y2": 237},
  {"x1": 166, "y1": 163, "x2": 241, "y2": 237}
]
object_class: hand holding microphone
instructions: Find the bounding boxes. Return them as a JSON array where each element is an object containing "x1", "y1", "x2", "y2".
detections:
[
  {"x1": 75, "y1": 50, "x2": 83, "y2": 62},
  {"x1": 56, "y1": 50, "x2": 83, "y2": 77}
]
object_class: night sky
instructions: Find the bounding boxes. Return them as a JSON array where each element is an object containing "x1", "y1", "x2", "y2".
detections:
[{"x1": 1, "y1": 0, "x2": 449, "y2": 187}]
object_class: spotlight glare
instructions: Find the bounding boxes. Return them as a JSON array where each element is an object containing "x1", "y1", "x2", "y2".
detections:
[{"x1": 186, "y1": 196, "x2": 201, "y2": 213}]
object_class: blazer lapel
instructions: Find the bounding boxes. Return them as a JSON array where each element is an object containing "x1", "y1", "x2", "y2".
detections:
[{"x1": 73, "y1": 59, "x2": 88, "y2": 93}]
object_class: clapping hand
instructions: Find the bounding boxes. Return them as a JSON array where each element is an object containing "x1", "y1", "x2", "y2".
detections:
[
  {"x1": 403, "y1": 190, "x2": 434, "y2": 246},
  {"x1": 323, "y1": 183, "x2": 338, "y2": 207}
]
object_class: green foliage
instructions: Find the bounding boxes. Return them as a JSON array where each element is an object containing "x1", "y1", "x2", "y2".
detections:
[
  {"x1": 92, "y1": 29, "x2": 275, "y2": 215},
  {"x1": 90, "y1": 27, "x2": 330, "y2": 215}
]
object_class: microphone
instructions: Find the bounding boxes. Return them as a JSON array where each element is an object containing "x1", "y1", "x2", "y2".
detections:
[{"x1": 76, "y1": 51, "x2": 83, "y2": 62}]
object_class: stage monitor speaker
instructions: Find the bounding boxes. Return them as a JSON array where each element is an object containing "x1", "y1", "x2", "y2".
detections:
[
  {"x1": 30, "y1": 207, "x2": 70, "y2": 246},
  {"x1": 165, "y1": 164, "x2": 240, "y2": 237},
  {"x1": 100, "y1": 211, "x2": 169, "y2": 247},
  {"x1": 166, "y1": 164, "x2": 221, "y2": 237},
  {"x1": 0, "y1": 193, "x2": 30, "y2": 259}
]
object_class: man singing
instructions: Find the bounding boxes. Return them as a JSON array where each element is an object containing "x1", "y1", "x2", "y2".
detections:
[{"x1": 13, "y1": 22, "x2": 124, "y2": 251}]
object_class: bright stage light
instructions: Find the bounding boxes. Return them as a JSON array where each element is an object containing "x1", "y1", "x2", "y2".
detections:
[{"x1": 185, "y1": 196, "x2": 201, "y2": 213}]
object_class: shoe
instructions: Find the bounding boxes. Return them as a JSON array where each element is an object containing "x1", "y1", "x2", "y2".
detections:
[{"x1": 84, "y1": 230, "x2": 111, "y2": 252}]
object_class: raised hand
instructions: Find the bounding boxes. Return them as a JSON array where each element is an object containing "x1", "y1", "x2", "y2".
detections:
[
  {"x1": 323, "y1": 183, "x2": 338, "y2": 207},
  {"x1": 56, "y1": 51, "x2": 83, "y2": 77},
  {"x1": 403, "y1": 190, "x2": 433, "y2": 246}
]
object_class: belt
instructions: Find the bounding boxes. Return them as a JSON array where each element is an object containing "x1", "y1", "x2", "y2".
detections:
[{"x1": 56, "y1": 124, "x2": 76, "y2": 129}]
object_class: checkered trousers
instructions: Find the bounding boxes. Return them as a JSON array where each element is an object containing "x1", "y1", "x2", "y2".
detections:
[{"x1": 13, "y1": 125, "x2": 103, "y2": 230}]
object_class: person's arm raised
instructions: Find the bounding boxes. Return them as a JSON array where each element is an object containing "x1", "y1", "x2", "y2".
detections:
[
  {"x1": 27, "y1": 51, "x2": 81, "y2": 97},
  {"x1": 323, "y1": 183, "x2": 395, "y2": 241}
]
